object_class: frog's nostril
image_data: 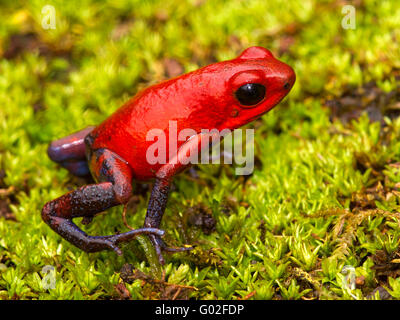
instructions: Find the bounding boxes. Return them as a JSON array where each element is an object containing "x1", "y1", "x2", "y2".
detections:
[
  {"x1": 283, "y1": 82, "x2": 291, "y2": 90},
  {"x1": 283, "y1": 69, "x2": 296, "y2": 90}
]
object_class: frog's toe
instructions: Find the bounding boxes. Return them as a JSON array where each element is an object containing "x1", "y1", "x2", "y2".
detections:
[
  {"x1": 104, "y1": 228, "x2": 165, "y2": 256},
  {"x1": 105, "y1": 240, "x2": 123, "y2": 256},
  {"x1": 148, "y1": 234, "x2": 166, "y2": 264},
  {"x1": 149, "y1": 234, "x2": 194, "y2": 265}
]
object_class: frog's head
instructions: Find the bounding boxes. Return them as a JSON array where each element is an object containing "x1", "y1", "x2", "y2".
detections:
[{"x1": 216, "y1": 46, "x2": 296, "y2": 129}]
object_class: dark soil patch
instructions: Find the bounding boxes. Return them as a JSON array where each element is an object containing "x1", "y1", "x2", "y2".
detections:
[
  {"x1": 0, "y1": 197, "x2": 16, "y2": 221},
  {"x1": 349, "y1": 182, "x2": 394, "y2": 212},
  {"x1": 3, "y1": 32, "x2": 72, "y2": 60},
  {"x1": 0, "y1": 170, "x2": 16, "y2": 221},
  {"x1": 184, "y1": 204, "x2": 216, "y2": 235},
  {"x1": 325, "y1": 77, "x2": 400, "y2": 124},
  {"x1": 3, "y1": 33, "x2": 49, "y2": 59}
]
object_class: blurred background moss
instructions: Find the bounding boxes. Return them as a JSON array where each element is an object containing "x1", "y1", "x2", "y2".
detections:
[{"x1": 0, "y1": 0, "x2": 399, "y2": 300}]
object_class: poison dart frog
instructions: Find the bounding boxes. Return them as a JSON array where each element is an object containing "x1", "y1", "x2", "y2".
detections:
[{"x1": 42, "y1": 46, "x2": 296, "y2": 264}]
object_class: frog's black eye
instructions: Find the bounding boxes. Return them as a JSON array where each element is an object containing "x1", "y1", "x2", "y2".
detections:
[{"x1": 235, "y1": 83, "x2": 266, "y2": 106}]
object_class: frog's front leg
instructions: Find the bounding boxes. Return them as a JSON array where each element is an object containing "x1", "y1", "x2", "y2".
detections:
[
  {"x1": 144, "y1": 132, "x2": 221, "y2": 264},
  {"x1": 42, "y1": 148, "x2": 164, "y2": 255},
  {"x1": 143, "y1": 177, "x2": 193, "y2": 265}
]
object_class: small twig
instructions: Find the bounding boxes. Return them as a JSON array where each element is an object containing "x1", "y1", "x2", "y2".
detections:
[
  {"x1": 301, "y1": 295, "x2": 317, "y2": 300},
  {"x1": 150, "y1": 279, "x2": 198, "y2": 290},
  {"x1": 239, "y1": 290, "x2": 256, "y2": 300},
  {"x1": 0, "y1": 186, "x2": 14, "y2": 197},
  {"x1": 122, "y1": 204, "x2": 135, "y2": 230},
  {"x1": 333, "y1": 216, "x2": 347, "y2": 239},
  {"x1": 161, "y1": 269, "x2": 166, "y2": 282},
  {"x1": 172, "y1": 287, "x2": 182, "y2": 300}
]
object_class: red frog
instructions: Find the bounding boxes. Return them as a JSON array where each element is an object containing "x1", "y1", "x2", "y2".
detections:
[{"x1": 42, "y1": 46, "x2": 296, "y2": 264}]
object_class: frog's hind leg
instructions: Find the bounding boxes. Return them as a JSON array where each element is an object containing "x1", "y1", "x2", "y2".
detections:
[
  {"x1": 47, "y1": 126, "x2": 95, "y2": 177},
  {"x1": 41, "y1": 148, "x2": 164, "y2": 254}
]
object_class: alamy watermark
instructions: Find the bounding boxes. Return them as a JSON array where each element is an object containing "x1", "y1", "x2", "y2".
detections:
[
  {"x1": 341, "y1": 5, "x2": 356, "y2": 30},
  {"x1": 41, "y1": 265, "x2": 56, "y2": 290},
  {"x1": 146, "y1": 121, "x2": 255, "y2": 175},
  {"x1": 341, "y1": 265, "x2": 357, "y2": 299},
  {"x1": 41, "y1": 5, "x2": 56, "y2": 30}
]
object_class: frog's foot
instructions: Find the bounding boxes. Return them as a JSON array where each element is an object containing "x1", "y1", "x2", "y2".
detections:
[
  {"x1": 148, "y1": 234, "x2": 194, "y2": 265},
  {"x1": 100, "y1": 228, "x2": 165, "y2": 255},
  {"x1": 79, "y1": 227, "x2": 165, "y2": 255}
]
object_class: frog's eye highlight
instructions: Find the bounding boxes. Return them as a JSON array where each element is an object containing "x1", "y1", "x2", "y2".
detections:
[{"x1": 235, "y1": 83, "x2": 266, "y2": 106}]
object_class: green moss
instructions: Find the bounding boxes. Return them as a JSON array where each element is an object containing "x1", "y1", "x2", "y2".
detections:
[{"x1": 0, "y1": 0, "x2": 400, "y2": 300}]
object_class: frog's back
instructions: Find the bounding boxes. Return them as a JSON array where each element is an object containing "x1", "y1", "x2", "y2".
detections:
[
  {"x1": 90, "y1": 70, "x2": 227, "y2": 181},
  {"x1": 89, "y1": 93, "x2": 165, "y2": 181}
]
